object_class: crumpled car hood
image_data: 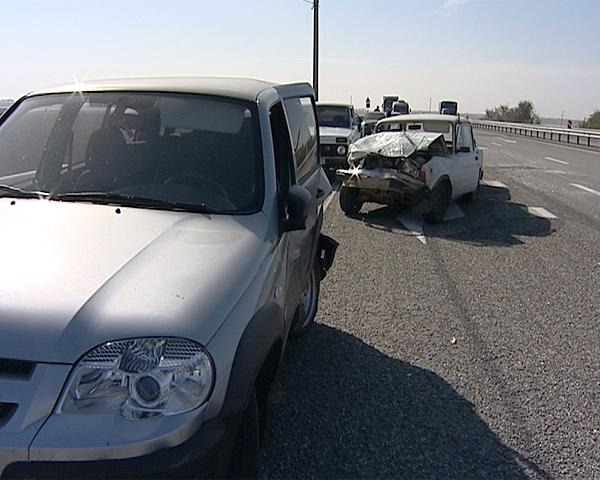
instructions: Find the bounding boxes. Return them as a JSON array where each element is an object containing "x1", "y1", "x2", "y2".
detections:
[
  {"x1": 0, "y1": 199, "x2": 269, "y2": 363},
  {"x1": 349, "y1": 131, "x2": 443, "y2": 161}
]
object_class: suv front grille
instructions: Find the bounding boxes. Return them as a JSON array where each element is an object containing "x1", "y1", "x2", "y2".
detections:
[
  {"x1": 0, "y1": 358, "x2": 35, "y2": 379},
  {"x1": 0, "y1": 403, "x2": 17, "y2": 426},
  {"x1": 320, "y1": 144, "x2": 346, "y2": 157}
]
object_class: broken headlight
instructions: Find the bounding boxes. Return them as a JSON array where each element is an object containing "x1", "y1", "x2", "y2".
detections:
[
  {"x1": 402, "y1": 160, "x2": 420, "y2": 179},
  {"x1": 58, "y1": 338, "x2": 214, "y2": 420}
]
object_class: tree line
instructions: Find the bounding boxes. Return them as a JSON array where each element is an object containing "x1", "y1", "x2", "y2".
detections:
[
  {"x1": 485, "y1": 100, "x2": 540, "y2": 124},
  {"x1": 581, "y1": 110, "x2": 600, "y2": 129}
]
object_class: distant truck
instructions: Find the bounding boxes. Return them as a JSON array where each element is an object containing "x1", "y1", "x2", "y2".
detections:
[
  {"x1": 439, "y1": 100, "x2": 458, "y2": 115},
  {"x1": 391, "y1": 100, "x2": 410, "y2": 116},
  {"x1": 382, "y1": 96, "x2": 399, "y2": 114}
]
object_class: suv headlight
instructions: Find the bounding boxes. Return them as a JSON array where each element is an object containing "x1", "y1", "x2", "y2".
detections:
[{"x1": 58, "y1": 338, "x2": 214, "y2": 420}]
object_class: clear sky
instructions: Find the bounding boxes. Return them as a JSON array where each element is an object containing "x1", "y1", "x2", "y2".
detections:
[{"x1": 1, "y1": 0, "x2": 599, "y2": 119}]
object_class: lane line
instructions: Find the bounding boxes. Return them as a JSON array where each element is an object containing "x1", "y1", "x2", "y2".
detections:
[
  {"x1": 528, "y1": 207, "x2": 558, "y2": 219},
  {"x1": 477, "y1": 131, "x2": 600, "y2": 156},
  {"x1": 481, "y1": 180, "x2": 508, "y2": 189},
  {"x1": 323, "y1": 192, "x2": 336, "y2": 212},
  {"x1": 544, "y1": 156, "x2": 569, "y2": 165},
  {"x1": 323, "y1": 179, "x2": 341, "y2": 212},
  {"x1": 479, "y1": 147, "x2": 488, "y2": 151},
  {"x1": 397, "y1": 214, "x2": 426, "y2": 245},
  {"x1": 491, "y1": 142, "x2": 503, "y2": 147},
  {"x1": 501, "y1": 139, "x2": 517, "y2": 144},
  {"x1": 570, "y1": 183, "x2": 600, "y2": 197}
]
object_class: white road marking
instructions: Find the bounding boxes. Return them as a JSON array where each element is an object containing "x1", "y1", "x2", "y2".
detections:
[
  {"x1": 323, "y1": 192, "x2": 336, "y2": 212},
  {"x1": 481, "y1": 180, "x2": 508, "y2": 189},
  {"x1": 323, "y1": 179, "x2": 341, "y2": 212},
  {"x1": 478, "y1": 130, "x2": 600, "y2": 155},
  {"x1": 544, "y1": 170, "x2": 568, "y2": 175},
  {"x1": 570, "y1": 183, "x2": 600, "y2": 197},
  {"x1": 528, "y1": 207, "x2": 558, "y2": 219},
  {"x1": 397, "y1": 214, "x2": 427, "y2": 245},
  {"x1": 491, "y1": 142, "x2": 503, "y2": 147},
  {"x1": 444, "y1": 203, "x2": 465, "y2": 221},
  {"x1": 544, "y1": 156, "x2": 569, "y2": 165},
  {"x1": 501, "y1": 139, "x2": 517, "y2": 144},
  {"x1": 479, "y1": 147, "x2": 488, "y2": 151}
]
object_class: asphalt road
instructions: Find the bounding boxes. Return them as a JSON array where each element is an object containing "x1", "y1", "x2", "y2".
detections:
[{"x1": 260, "y1": 131, "x2": 600, "y2": 479}]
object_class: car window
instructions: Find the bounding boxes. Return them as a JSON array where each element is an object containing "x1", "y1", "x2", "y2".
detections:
[
  {"x1": 283, "y1": 97, "x2": 318, "y2": 182},
  {"x1": 0, "y1": 103, "x2": 60, "y2": 180},
  {"x1": 457, "y1": 124, "x2": 473, "y2": 151},
  {"x1": 270, "y1": 102, "x2": 294, "y2": 202},
  {"x1": 317, "y1": 106, "x2": 351, "y2": 129},
  {"x1": 0, "y1": 92, "x2": 263, "y2": 213}
]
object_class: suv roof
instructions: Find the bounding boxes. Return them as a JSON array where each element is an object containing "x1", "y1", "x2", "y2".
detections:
[{"x1": 27, "y1": 77, "x2": 308, "y2": 102}]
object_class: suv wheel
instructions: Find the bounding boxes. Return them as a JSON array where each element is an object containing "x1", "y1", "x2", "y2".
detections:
[
  {"x1": 339, "y1": 187, "x2": 362, "y2": 215},
  {"x1": 290, "y1": 259, "x2": 320, "y2": 338},
  {"x1": 228, "y1": 387, "x2": 260, "y2": 479},
  {"x1": 424, "y1": 182, "x2": 450, "y2": 224}
]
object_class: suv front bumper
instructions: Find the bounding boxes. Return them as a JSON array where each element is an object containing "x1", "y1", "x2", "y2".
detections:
[{"x1": 1, "y1": 410, "x2": 236, "y2": 479}]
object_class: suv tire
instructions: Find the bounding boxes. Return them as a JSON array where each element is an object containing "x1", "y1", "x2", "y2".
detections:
[
  {"x1": 290, "y1": 259, "x2": 320, "y2": 338},
  {"x1": 424, "y1": 182, "x2": 450, "y2": 224},
  {"x1": 339, "y1": 187, "x2": 362, "y2": 215},
  {"x1": 228, "y1": 387, "x2": 260, "y2": 479}
]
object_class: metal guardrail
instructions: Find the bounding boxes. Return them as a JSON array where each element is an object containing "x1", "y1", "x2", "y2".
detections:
[{"x1": 472, "y1": 120, "x2": 600, "y2": 148}]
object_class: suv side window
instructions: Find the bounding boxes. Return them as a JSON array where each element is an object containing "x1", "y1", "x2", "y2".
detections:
[
  {"x1": 269, "y1": 102, "x2": 295, "y2": 213},
  {"x1": 283, "y1": 97, "x2": 317, "y2": 182},
  {"x1": 457, "y1": 124, "x2": 473, "y2": 152}
]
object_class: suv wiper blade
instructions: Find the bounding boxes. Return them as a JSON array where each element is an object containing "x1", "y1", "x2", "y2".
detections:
[
  {"x1": 52, "y1": 192, "x2": 212, "y2": 213},
  {"x1": 0, "y1": 184, "x2": 48, "y2": 199}
]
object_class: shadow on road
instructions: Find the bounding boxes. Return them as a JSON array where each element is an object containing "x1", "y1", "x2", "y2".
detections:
[
  {"x1": 353, "y1": 185, "x2": 554, "y2": 247},
  {"x1": 260, "y1": 324, "x2": 548, "y2": 479}
]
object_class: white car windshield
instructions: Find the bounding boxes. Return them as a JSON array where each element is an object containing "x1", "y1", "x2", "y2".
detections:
[
  {"x1": 0, "y1": 92, "x2": 263, "y2": 213},
  {"x1": 317, "y1": 106, "x2": 351, "y2": 129}
]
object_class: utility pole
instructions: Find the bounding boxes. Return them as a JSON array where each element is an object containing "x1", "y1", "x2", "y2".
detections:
[
  {"x1": 313, "y1": 0, "x2": 319, "y2": 100},
  {"x1": 429, "y1": 97, "x2": 432, "y2": 113}
]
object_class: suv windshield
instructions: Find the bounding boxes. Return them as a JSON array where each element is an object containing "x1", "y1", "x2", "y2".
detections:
[
  {"x1": 317, "y1": 106, "x2": 351, "y2": 129},
  {"x1": 0, "y1": 92, "x2": 263, "y2": 214}
]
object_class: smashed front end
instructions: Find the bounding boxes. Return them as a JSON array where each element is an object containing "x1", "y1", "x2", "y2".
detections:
[{"x1": 336, "y1": 131, "x2": 446, "y2": 208}]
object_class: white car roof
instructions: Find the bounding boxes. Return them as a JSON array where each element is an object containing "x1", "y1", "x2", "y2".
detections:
[
  {"x1": 378, "y1": 113, "x2": 465, "y2": 125},
  {"x1": 26, "y1": 76, "x2": 296, "y2": 102}
]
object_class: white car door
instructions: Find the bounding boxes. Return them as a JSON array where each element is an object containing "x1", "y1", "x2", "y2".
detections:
[{"x1": 454, "y1": 123, "x2": 480, "y2": 196}]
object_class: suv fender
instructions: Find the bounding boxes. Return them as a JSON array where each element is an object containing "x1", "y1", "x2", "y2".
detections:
[{"x1": 220, "y1": 302, "x2": 284, "y2": 420}]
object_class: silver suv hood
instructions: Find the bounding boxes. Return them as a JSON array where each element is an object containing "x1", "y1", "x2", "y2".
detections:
[{"x1": 0, "y1": 199, "x2": 269, "y2": 363}]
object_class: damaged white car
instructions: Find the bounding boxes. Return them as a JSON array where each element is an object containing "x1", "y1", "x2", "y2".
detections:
[{"x1": 337, "y1": 114, "x2": 482, "y2": 223}]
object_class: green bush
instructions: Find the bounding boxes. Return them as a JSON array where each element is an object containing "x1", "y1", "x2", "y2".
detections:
[
  {"x1": 581, "y1": 110, "x2": 600, "y2": 129},
  {"x1": 485, "y1": 100, "x2": 540, "y2": 124}
]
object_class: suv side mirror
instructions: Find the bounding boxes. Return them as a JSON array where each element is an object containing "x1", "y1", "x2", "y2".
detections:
[
  {"x1": 282, "y1": 184, "x2": 311, "y2": 232},
  {"x1": 458, "y1": 146, "x2": 471, "y2": 153}
]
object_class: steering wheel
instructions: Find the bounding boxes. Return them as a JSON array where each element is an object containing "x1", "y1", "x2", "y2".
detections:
[{"x1": 164, "y1": 172, "x2": 229, "y2": 199}]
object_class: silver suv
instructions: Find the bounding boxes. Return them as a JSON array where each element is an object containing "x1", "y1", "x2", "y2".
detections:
[{"x1": 0, "y1": 77, "x2": 336, "y2": 478}]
